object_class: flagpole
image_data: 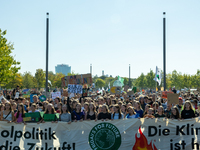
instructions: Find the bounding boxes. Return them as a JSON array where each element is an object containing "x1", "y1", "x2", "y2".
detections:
[
  {"x1": 45, "y1": 12, "x2": 49, "y2": 96},
  {"x1": 163, "y1": 12, "x2": 166, "y2": 91},
  {"x1": 155, "y1": 67, "x2": 157, "y2": 114}
]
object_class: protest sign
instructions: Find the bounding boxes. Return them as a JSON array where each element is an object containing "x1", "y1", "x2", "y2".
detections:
[
  {"x1": 162, "y1": 91, "x2": 173, "y2": 99},
  {"x1": 115, "y1": 87, "x2": 121, "y2": 94},
  {"x1": 68, "y1": 84, "x2": 82, "y2": 94},
  {"x1": 51, "y1": 92, "x2": 61, "y2": 100},
  {"x1": 0, "y1": 119, "x2": 200, "y2": 149},
  {"x1": 110, "y1": 87, "x2": 116, "y2": 94},
  {"x1": 15, "y1": 92, "x2": 19, "y2": 99},
  {"x1": 43, "y1": 114, "x2": 57, "y2": 122},
  {"x1": 22, "y1": 89, "x2": 30, "y2": 98},
  {"x1": 39, "y1": 95, "x2": 46, "y2": 102},
  {"x1": 24, "y1": 112, "x2": 41, "y2": 122},
  {"x1": 61, "y1": 74, "x2": 92, "y2": 87},
  {"x1": 167, "y1": 93, "x2": 179, "y2": 105}
]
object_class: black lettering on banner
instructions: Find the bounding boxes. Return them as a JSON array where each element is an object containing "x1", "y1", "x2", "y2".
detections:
[
  {"x1": 1, "y1": 130, "x2": 9, "y2": 138},
  {"x1": 27, "y1": 143, "x2": 35, "y2": 150},
  {"x1": 0, "y1": 140, "x2": 8, "y2": 150},
  {"x1": 14, "y1": 130, "x2": 22, "y2": 141},
  {"x1": 162, "y1": 129, "x2": 170, "y2": 136},
  {"x1": 176, "y1": 125, "x2": 185, "y2": 135},
  {"x1": 13, "y1": 146, "x2": 20, "y2": 150},
  {"x1": 49, "y1": 128, "x2": 56, "y2": 140},
  {"x1": 24, "y1": 131, "x2": 31, "y2": 139},
  {"x1": 148, "y1": 126, "x2": 157, "y2": 137},
  {"x1": 192, "y1": 138, "x2": 199, "y2": 150},
  {"x1": 32, "y1": 127, "x2": 35, "y2": 139}
]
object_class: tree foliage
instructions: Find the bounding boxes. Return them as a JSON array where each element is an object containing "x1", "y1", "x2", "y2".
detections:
[
  {"x1": 95, "y1": 78, "x2": 105, "y2": 88},
  {"x1": 0, "y1": 29, "x2": 20, "y2": 86},
  {"x1": 35, "y1": 69, "x2": 45, "y2": 88}
]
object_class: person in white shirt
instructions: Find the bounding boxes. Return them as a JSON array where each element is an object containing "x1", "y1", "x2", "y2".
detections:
[{"x1": 111, "y1": 104, "x2": 124, "y2": 120}]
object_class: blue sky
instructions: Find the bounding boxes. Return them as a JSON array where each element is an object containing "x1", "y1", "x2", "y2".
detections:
[{"x1": 1, "y1": 0, "x2": 200, "y2": 78}]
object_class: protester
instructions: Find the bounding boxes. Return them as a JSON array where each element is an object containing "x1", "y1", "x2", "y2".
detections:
[
  {"x1": 126, "y1": 106, "x2": 140, "y2": 119},
  {"x1": 165, "y1": 104, "x2": 172, "y2": 118},
  {"x1": 1, "y1": 102, "x2": 14, "y2": 123},
  {"x1": 111, "y1": 104, "x2": 124, "y2": 120},
  {"x1": 98, "y1": 104, "x2": 111, "y2": 120},
  {"x1": 29, "y1": 103, "x2": 40, "y2": 113},
  {"x1": 154, "y1": 106, "x2": 166, "y2": 118},
  {"x1": 71, "y1": 103, "x2": 84, "y2": 122},
  {"x1": 134, "y1": 101, "x2": 143, "y2": 118},
  {"x1": 181, "y1": 100, "x2": 195, "y2": 119},
  {"x1": 14, "y1": 103, "x2": 25, "y2": 123},
  {"x1": 170, "y1": 106, "x2": 181, "y2": 119},
  {"x1": 59, "y1": 104, "x2": 71, "y2": 123},
  {"x1": 86, "y1": 103, "x2": 97, "y2": 120},
  {"x1": 143, "y1": 108, "x2": 155, "y2": 118},
  {"x1": 41, "y1": 104, "x2": 58, "y2": 123}
]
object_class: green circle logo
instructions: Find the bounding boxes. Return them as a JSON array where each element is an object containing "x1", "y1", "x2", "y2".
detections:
[{"x1": 89, "y1": 122, "x2": 121, "y2": 150}]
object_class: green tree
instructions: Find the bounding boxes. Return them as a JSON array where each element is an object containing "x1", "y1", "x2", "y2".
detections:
[
  {"x1": 123, "y1": 77, "x2": 129, "y2": 86},
  {"x1": 146, "y1": 70, "x2": 156, "y2": 89},
  {"x1": 22, "y1": 72, "x2": 34, "y2": 89},
  {"x1": 54, "y1": 73, "x2": 65, "y2": 87},
  {"x1": 67, "y1": 71, "x2": 79, "y2": 76},
  {"x1": 135, "y1": 73, "x2": 146, "y2": 89},
  {"x1": 0, "y1": 29, "x2": 20, "y2": 86},
  {"x1": 5, "y1": 73, "x2": 23, "y2": 89},
  {"x1": 95, "y1": 78, "x2": 105, "y2": 88},
  {"x1": 166, "y1": 73, "x2": 172, "y2": 89},
  {"x1": 35, "y1": 69, "x2": 45, "y2": 88}
]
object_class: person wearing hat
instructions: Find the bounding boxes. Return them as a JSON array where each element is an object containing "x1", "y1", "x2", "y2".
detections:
[{"x1": 176, "y1": 97, "x2": 183, "y2": 113}]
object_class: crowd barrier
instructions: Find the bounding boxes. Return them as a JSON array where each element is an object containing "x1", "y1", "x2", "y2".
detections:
[{"x1": 0, "y1": 118, "x2": 200, "y2": 150}]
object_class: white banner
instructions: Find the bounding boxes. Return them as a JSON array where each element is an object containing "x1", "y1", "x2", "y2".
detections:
[{"x1": 0, "y1": 118, "x2": 200, "y2": 149}]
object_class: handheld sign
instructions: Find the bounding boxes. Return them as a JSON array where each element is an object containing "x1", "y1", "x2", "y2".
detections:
[
  {"x1": 24, "y1": 112, "x2": 41, "y2": 122},
  {"x1": 39, "y1": 95, "x2": 46, "y2": 102},
  {"x1": 167, "y1": 93, "x2": 179, "y2": 105},
  {"x1": 162, "y1": 91, "x2": 173, "y2": 99},
  {"x1": 43, "y1": 114, "x2": 57, "y2": 122}
]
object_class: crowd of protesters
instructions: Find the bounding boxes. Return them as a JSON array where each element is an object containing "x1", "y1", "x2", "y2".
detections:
[{"x1": 0, "y1": 85, "x2": 200, "y2": 124}]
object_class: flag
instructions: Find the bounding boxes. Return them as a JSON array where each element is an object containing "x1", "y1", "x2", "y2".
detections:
[
  {"x1": 118, "y1": 76, "x2": 124, "y2": 86},
  {"x1": 154, "y1": 66, "x2": 162, "y2": 86},
  {"x1": 108, "y1": 82, "x2": 110, "y2": 89}
]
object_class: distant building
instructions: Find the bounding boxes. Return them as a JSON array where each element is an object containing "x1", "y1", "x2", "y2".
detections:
[
  {"x1": 55, "y1": 64, "x2": 71, "y2": 76},
  {"x1": 102, "y1": 70, "x2": 104, "y2": 76}
]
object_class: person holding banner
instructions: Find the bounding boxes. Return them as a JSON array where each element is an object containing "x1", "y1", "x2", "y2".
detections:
[
  {"x1": 126, "y1": 106, "x2": 140, "y2": 119},
  {"x1": 14, "y1": 103, "x2": 25, "y2": 124},
  {"x1": 1, "y1": 102, "x2": 14, "y2": 123},
  {"x1": 98, "y1": 104, "x2": 111, "y2": 120},
  {"x1": 86, "y1": 103, "x2": 97, "y2": 120},
  {"x1": 170, "y1": 106, "x2": 181, "y2": 119},
  {"x1": 181, "y1": 100, "x2": 195, "y2": 119},
  {"x1": 134, "y1": 101, "x2": 144, "y2": 118},
  {"x1": 71, "y1": 103, "x2": 84, "y2": 122},
  {"x1": 111, "y1": 104, "x2": 124, "y2": 120},
  {"x1": 41, "y1": 104, "x2": 58, "y2": 123},
  {"x1": 154, "y1": 106, "x2": 166, "y2": 118},
  {"x1": 59, "y1": 104, "x2": 71, "y2": 123}
]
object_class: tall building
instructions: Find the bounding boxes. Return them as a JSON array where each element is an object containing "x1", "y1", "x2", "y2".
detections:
[
  {"x1": 55, "y1": 64, "x2": 71, "y2": 76},
  {"x1": 102, "y1": 70, "x2": 104, "y2": 76}
]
